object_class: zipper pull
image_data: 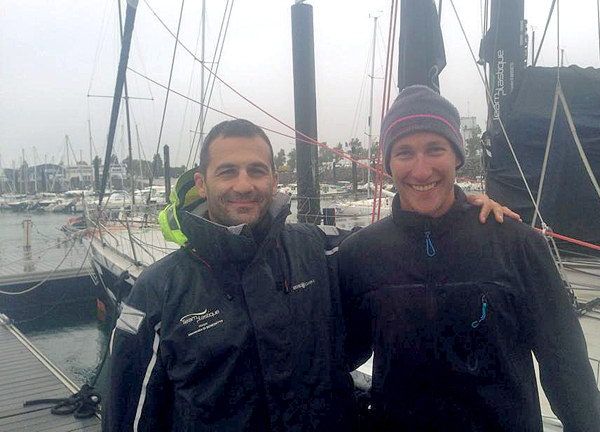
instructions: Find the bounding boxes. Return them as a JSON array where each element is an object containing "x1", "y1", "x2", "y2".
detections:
[
  {"x1": 471, "y1": 294, "x2": 488, "y2": 328},
  {"x1": 425, "y1": 230, "x2": 436, "y2": 257}
]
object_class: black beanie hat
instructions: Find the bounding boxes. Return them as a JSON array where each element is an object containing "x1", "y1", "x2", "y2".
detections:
[{"x1": 380, "y1": 85, "x2": 464, "y2": 174}]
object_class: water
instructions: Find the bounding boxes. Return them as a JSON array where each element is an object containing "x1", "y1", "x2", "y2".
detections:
[{"x1": 0, "y1": 210, "x2": 111, "y2": 394}]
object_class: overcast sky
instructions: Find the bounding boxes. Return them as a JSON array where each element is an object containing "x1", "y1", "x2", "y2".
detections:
[{"x1": 1, "y1": 0, "x2": 599, "y2": 170}]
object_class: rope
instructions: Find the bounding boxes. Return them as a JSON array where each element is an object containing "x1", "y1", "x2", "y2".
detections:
[
  {"x1": 190, "y1": 0, "x2": 236, "y2": 167},
  {"x1": 147, "y1": 0, "x2": 186, "y2": 204},
  {"x1": 139, "y1": 5, "x2": 365, "y2": 170},
  {"x1": 533, "y1": 0, "x2": 557, "y2": 66},
  {"x1": 543, "y1": 224, "x2": 576, "y2": 304},
  {"x1": 127, "y1": 67, "x2": 383, "y2": 174},
  {"x1": 372, "y1": 0, "x2": 399, "y2": 222},
  {"x1": 535, "y1": 228, "x2": 600, "y2": 252},
  {"x1": 12, "y1": 230, "x2": 96, "y2": 325},
  {"x1": 141, "y1": 0, "x2": 235, "y2": 168},
  {"x1": 0, "y1": 239, "x2": 78, "y2": 296},
  {"x1": 449, "y1": 0, "x2": 546, "y2": 227},
  {"x1": 557, "y1": 83, "x2": 600, "y2": 201},
  {"x1": 531, "y1": 81, "x2": 560, "y2": 227},
  {"x1": 129, "y1": 5, "x2": 397, "y2": 177},
  {"x1": 0, "y1": 231, "x2": 83, "y2": 268},
  {"x1": 371, "y1": 0, "x2": 392, "y2": 223},
  {"x1": 23, "y1": 384, "x2": 101, "y2": 419}
]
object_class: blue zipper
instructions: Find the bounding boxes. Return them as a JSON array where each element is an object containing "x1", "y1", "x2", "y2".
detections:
[
  {"x1": 425, "y1": 230, "x2": 436, "y2": 257},
  {"x1": 471, "y1": 294, "x2": 488, "y2": 328}
]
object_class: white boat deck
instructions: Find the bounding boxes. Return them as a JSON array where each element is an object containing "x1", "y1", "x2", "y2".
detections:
[{"x1": 89, "y1": 219, "x2": 177, "y2": 281}]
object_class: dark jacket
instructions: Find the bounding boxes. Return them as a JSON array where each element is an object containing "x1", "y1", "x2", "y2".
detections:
[
  {"x1": 103, "y1": 194, "x2": 358, "y2": 431},
  {"x1": 339, "y1": 187, "x2": 600, "y2": 431}
]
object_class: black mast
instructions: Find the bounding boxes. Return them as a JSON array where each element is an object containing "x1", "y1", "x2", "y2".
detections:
[
  {"x1": 98, "y1": 0, "x2": 139, "y2": 205},
  {"x1": 291, "y1": 1, "x2": 320, "y2": 224}
]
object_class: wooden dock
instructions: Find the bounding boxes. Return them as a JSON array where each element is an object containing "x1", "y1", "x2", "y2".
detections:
[{"x1": 0, "y1": 314, "x2": 101, "y2": 431}]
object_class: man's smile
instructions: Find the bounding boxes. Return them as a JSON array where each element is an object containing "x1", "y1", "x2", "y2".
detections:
[{"x1": 409, "y1": 182, "x2": 439, "y2": 192}]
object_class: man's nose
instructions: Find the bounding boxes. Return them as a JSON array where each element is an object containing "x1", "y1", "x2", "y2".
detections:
[
  {"x1": 232, "y1": 171, "x2": 253, "y2": 193},
  {"x1": 411, "y1": 155, "x2": 432, "y2": 181}
]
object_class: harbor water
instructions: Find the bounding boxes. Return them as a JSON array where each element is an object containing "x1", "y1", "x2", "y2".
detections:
[{"x1": 0, "y1": 210, "x2": 111, "y2": 395}]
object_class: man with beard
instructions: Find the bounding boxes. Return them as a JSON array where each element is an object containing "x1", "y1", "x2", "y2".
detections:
[{"x1": 103, "y1": 118, "x2": 512, "y2": 431}]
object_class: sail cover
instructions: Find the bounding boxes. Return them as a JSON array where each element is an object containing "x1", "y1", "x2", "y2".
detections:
[
  {"x1": 486, "y1": 66, "x2": 600, "y2": 253},
  {"x1": 398, "y1": 0, "x2": 446, "y2": 92}
]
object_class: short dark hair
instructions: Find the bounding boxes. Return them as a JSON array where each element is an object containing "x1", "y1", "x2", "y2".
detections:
[{"x1": 198, "y1": 119, "x2": 275, "y2": 176}]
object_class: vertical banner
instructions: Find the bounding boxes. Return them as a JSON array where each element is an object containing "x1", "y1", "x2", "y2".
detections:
[{"x1": 398, "y1": 0, "x2": 446, "y2": 93}]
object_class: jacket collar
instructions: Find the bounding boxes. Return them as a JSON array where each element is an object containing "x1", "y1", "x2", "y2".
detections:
[
  {"x1": 180, "y1": 192, "x2": 292, "y2": 266},
  {"x1": 391, "y1": 185, "x2": 471, "y2": 234}
]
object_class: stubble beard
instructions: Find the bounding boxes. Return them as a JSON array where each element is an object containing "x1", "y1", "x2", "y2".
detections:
[{"x1": 206, "y1": 188, "x2": 272, "y2": 227}]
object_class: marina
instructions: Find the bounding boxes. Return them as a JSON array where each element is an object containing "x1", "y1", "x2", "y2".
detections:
[{"x1": 1, "y1": 0, "x2": 600, "y2": 429}]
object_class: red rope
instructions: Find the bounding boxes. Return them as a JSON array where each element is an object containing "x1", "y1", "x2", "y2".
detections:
[
  {"x1": 535, "y1": 228, "x2": 600, "y2": 252},
  {"x1": 128, "y1": 67, "x2": 383, "y2": 174},
  {"x1": 137, "y1": 11, "x2": 392, "y2": 180}
]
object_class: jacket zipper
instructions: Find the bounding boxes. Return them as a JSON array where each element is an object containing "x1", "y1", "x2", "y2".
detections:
[
  {"x1": 471, "y1": 294, "x2": 488, "y2": 328},
  {"x1": 424, "y1": 227, "x2": 436, "y2": 325},
  {"x1": 425, "y1": 230, "x2": 436, "y2": 257}
]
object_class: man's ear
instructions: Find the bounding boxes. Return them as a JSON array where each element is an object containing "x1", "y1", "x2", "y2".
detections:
[
  {"x1": 194, "y1": 172, "x2": 208, "y2": 198},
  {"x1": 272, "y1": 171, "x2": 279, "y2": 196}
]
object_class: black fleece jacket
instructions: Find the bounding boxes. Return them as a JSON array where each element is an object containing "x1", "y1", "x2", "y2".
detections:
[{"x1": 339, "y1": 187, "x2": 600, "y2": 431}]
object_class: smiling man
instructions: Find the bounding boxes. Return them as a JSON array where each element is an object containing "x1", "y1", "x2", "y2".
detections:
[
  {"x1": 339, "y1": 85, "x2": 600, "y2": 431},
  {"x1": 194, "y1": 131, "x2": 278, "y2": 228},
  {"x1": 103, "y1": 119, "x2": 359, "y2": 431}
]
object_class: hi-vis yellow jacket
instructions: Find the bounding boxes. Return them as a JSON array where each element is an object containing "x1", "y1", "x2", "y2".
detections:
[{"x1": 158, "y1": 168, "x2": 205, "y2": 246}]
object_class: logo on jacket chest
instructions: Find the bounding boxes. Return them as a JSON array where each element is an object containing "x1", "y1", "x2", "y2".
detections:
[
  {"x1": 292, "y1": 279, "x2": 315, "y2": 291},
  {"x1": 180, "y1": 309, "x2": 224, "y2": 336}
]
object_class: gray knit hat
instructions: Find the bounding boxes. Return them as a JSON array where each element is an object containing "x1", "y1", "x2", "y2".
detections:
[{"x1": 380, "y1": 85, "x2": 464, "y2": 174}]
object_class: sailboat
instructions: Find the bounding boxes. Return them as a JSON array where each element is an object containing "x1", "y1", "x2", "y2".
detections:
[{"x1": 476, "y1": 1, "x2": 600, "y2": 314}]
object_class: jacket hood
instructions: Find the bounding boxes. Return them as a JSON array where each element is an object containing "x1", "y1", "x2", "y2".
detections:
[{"x1": 159, "y1": 168, "x2": 292, "y2": 250}]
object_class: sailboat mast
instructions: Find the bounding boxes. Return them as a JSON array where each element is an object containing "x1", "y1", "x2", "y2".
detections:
[
  {"x1": 291, "y1": 1, "x2": 321, "y2": 224},
  {"x1": 199, "y1": 0, "x2": 206, "y2": 143},
  {"x1": 22, "y1": 149, "x2": 27, "y2": 194},
  {"x1": 117, "y1": 0, "x2": 136, "y2": 206},
  {"x1": 33, "y1": 148, "x2": 38, "y2": 194},
  {"x1": 88, "y1": 120, "x2": 93, "y2": 166},
  {"x1": 98, "y1": 0, "x2": 138, "y2": 205},
  {"x1": 367, "y1": 15, "x2": 378, "y2": 200},
  {"x1": 65, "y1": 135, "x2": 70, "y2": 168}
]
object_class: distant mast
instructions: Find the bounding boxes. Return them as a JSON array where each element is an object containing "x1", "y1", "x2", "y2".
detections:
[
  {"x1": 291, "y1": 1, "x2": 320, "y2": 224},
  {"x1": 479, "y1": 0, "x2": 527, "y2": 132}
]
